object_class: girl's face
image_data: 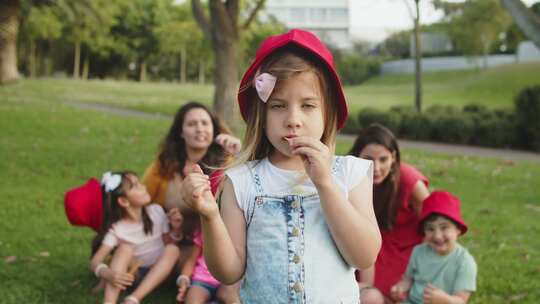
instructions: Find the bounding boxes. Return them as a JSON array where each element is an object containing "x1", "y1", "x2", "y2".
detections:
[
  {"x1": 123, "y1": 174, "x2": 151, "y2": 207},
  {"x1": 359, "y1": 143, "x2": 395, "y2": 185},
  {"x1": 423, "y1": 216, "x2": 460, "y2": 256},
  {"x1": 182, "y1": 108, "x2": 214, "y2": 151},
  {"x1": 265, "y1": 71, "x2": 325, "y2": 163}
]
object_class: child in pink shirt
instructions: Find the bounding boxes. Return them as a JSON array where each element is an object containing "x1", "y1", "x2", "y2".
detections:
[{"x1": 176, "y1": 229, "x2": 239, "y2": 303}]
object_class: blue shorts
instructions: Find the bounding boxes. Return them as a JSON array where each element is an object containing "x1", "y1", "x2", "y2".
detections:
[
  {"x1": 192, "y1": 280, "x2": 219, "y2": 299},
  {"x1": 130, "y1": 266, "x2": 150, "y2": 289}
]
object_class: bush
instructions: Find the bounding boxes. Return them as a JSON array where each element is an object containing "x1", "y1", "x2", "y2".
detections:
[
  {"x1": 336, "y1": 54, "x2": 380, "y2": 85},
  {"x1": 341, "y1": 115, "x2": 360, "y2": 135},
  {"x1": 472, "y1": 110, "x2": 517, "y2": 148},
  {"x1": 357, "y1": 107, "x2": 401, "y2": 134},
  {"x1": 429, "y1": 111, "x2": 474, "y2": 144},
  {"x1": 514, "y1": 85, "x2": 540, "y2": 151},
  {"x1": 398, "y1": 111, "x2": 432, "y2": 140}
]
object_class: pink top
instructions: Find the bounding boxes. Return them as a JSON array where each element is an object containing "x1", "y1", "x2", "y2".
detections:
[
  {"x1": 374, "y1": 163, "x2": 429, "y2": 296},
  {"x1": 192, "y1": 230, "x2": 221, "y2": 287}
]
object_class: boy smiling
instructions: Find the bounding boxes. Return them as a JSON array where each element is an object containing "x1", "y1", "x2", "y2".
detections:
[{"x1": 390, "y1": 191, "x2": 477, "y2": 304}]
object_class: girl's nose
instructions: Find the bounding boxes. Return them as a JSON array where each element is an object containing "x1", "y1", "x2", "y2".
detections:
[{"x1": 285, "y1": 107, "x2": 302, "y2": 128}]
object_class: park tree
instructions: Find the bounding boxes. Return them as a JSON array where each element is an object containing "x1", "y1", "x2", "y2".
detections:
[
  {"x1": 156, "y1": 3, "x2": 212, "y2": 84},
  {"x1": 19, "y1": 5, "x2": 62, "y2": 77},
  {"x1": 112, "y1": 0, "x2": 172, "y2": 82},
  {"x1": 191, "y1": 0, "x2": 266, "y2": 131},
  {"x1": 501, "y1": 0, "x2": 540, "y2": 48},
  {"x1": 0, "y1": 0, "x2": 22, "y2": 84},
  {"x1": 436, "y1": 0, "x2": 511, "y2": 69}
]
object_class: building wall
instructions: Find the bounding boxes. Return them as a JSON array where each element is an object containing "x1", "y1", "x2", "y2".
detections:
[{"x1": 263, "y1": 0, "x2": 351, "y2": 49}]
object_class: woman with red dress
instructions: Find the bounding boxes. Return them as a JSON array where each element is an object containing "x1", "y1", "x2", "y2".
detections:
[{"x1": 349, "y1": 124, "x2": 430, "y2": 303}]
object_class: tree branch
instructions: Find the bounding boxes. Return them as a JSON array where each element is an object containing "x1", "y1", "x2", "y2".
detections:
[
  {"x1": 242, "y1": 0, "x2": 266, "y2": 30},
  {"x1": 191, "y1": 0, "x2": 212, "y2": 40},
  {"x1": 209, "y1": 0, "x2": 237, "y2": 40},
  {"x1": 501, "y1": 0, "x2": 540, "y2": 48}
]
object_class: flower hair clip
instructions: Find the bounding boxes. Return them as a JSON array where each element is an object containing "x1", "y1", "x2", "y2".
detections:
[
  {"x1": 101, "y1": 171, "x2": 122, "y2": 192},
  {"x1": 254, "y1": 70, "x2": 277, "y2": 103}
]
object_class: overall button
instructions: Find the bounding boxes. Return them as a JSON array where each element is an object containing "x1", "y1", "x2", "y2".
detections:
[
  {"x1": 293, "y1": 254, "x2": 302, "y2": 264},
  {"x1": 293, "y1": 282, "x2": 304, "y2": 293},
  {"x1": 292, "y1": 227, "x2": 300, "y2": 236},
  {"x1": 291, "y1": 200, "x2": 300, "y2": 209}
]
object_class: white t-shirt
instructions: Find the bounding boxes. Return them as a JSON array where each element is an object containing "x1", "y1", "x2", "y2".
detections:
[
  {"x1": 103, "y1": 204, "x2": 169, "y2": 267},
  {"x1": 225, "y1": 156, "x2": 373, "y2": 214}
]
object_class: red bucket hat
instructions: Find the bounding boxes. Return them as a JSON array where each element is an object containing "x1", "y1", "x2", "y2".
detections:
[
  {"x1": 237, "y1": 28, "x2": 348, "y2": 129},
  {"x1": 419, "y1": 191, "x2": 468, "y2": 235},
  {"x1": 64, "y1": 178, "x2": 103, "y2": 232}
]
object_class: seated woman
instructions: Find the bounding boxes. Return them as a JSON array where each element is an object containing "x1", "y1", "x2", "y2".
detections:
[{"x1": 349, "y1": 124, "x2": 430, "y2": 303}]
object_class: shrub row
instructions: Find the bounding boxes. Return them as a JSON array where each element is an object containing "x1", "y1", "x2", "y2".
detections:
[{"x1": 341, "y1": 86, "x2": 540, "y2": 151}]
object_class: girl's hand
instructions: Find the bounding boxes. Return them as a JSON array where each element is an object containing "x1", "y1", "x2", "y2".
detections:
[
  {"x1": 176, "y1": 280, "x2": 189, "y2": 302},
  {"x1": 215, "y1": 134, "x2": 242, "y2": 155},
  {"x1": 168, "y1": 207, "x2": 183, "y2": 232},
  {"x1": 423, "y1": 283, "x2": 448, "y2": 304},
  {"x1": 390, "y1": 284, "x2": 408, "y2": 301},
  {"x1": 287, "y1": 136, "x2": 332, "y2": 187},
  {"x1": 181, "y1": 164, "x2": 219, "y2": 218},
  {"x1": 103, "y1": 268, "x2": 134, "y2": 290}
]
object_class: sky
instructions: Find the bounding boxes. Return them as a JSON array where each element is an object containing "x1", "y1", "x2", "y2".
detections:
[{"x1": 349, "y1": 0, "x2": 539, "y2": 43}]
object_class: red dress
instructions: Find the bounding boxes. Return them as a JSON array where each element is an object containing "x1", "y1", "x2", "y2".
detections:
[{"x1": 374, "y1": 163, "x2": 429, "y2": 296}]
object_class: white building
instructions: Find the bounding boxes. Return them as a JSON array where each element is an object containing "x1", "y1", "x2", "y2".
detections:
[{"x1": 262, "y1": 0, "x2": 351, "y2": 49}]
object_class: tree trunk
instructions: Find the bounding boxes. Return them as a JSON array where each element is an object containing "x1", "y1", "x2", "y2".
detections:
[
  {"x1": 413, "y1": 0, "x2": 422, "y2": 113},
  {"x1": 212, "y1": 38, "x2": 240, "y2": 133},
  {"x1": 180, "y1": 46, "x2": 187, "y2": 83},
  {"x1": 501, "y1": 0, "x2": 540, "y2": 48},
  {"x1": 73, "y1": 39, "x2": 81, "y2": 79},
  {"x1": 0, "y1": 0, "x2": 21, "y2": 84},
  {"x1": 82, "y1": 55, "x2": 89, "y2": 80},
  {"x1": 139, "y1": 60, "x2": 147, "y2": 82},
  {"x1": 28, "y1": 39, "x2": 36, "y2": 78},
  {"x1": 199, "y1": 60, "x2": 205, "y2": 84}
]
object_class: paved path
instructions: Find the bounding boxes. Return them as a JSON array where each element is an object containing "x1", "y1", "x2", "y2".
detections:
[{"x1": 69, "y1": 102, "x2": 540, "y2": 163}]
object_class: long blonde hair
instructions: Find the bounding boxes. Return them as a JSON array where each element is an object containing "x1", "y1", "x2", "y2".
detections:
[{"x1": 233, "y1": 48, "x2": 340, "y2": 168}]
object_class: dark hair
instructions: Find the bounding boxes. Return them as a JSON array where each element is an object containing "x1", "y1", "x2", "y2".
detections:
[
  {"x1": 157, "y1": 101, "x2": 231, "y2": 178},
  {"x1": 91, "y1": 171, "x2": 153, "y2": 255},
  {"x1": 348, "y1": 123, "x2": 401, "y2": 230}
]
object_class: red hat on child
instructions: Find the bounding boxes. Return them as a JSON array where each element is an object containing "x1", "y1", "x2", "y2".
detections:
[
  {"x1": 419, "y1": 191, "x2": 468, "y2": 235},
  {"x1": 237, "y1": 28, "x2": 348, "y2": 129},
  {"x1": 64, "y1": 178, "x2": 103, "y2": 232}
]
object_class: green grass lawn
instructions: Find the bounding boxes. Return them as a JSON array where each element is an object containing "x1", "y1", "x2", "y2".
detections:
[{"x1": 1, "y1": 75, "x2": 540, "y2": 303}]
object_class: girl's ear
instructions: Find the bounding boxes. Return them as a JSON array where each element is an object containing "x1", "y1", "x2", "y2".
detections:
[{"x1": 117, "y1": 196, "x2": 130, "y2": 208}]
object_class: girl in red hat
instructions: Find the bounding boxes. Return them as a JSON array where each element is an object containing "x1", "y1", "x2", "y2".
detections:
[
  {"x1": 181, "y1": 29, "x2": 381, "y2": 303},
  {"x1": 90, "y1": 171, "x2": 183, "y2": 304},
  {"x1": 389, "y1": 191, "x2": 477, "y2": 304},
  {"x1": 349, "y1": 123, "x2": 430, "y2": 303}
]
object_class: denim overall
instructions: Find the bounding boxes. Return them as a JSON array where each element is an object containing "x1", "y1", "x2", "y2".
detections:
[{"x1": 240, "y1": 159, "x2": 359, "y2": 304}]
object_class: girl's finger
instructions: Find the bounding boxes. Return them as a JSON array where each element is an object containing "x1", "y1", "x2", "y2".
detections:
[{"x1": 287, "y1": 136, "x2": 327, "y2": 151}]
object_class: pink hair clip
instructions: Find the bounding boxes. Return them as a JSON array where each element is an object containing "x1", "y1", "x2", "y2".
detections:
[{"x1": 254, "y1": 72, "x2": 277, "y2": 103}]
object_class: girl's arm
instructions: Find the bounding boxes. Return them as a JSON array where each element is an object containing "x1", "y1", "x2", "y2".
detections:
[
  {"x1": 411, "y1": 180, "x2": 430, "y2": 216},
  {"x1": 317, "y1": 174, "x2": 381, "y2": 269},
  {"x1": 289, "y1": 136, "x2": 381, "y2": 269},
  {"x1": 181, "y1": 165, "x2": 246, "y2": 284},
  {"x1": 357, "y1": 266, "x2": 375, "y2": 288},
  {"x1": 177, "y1": 245, "x2": 201, "y2": 301},
  {"x1": 390, "y1": 276, "x2": 412, "y2": 302},
  {"x1": 201, "y1": 177, "x2": 246, "y2": 284},
  {"x1": 90, "y1": 244, "x2": 134, "y2": 289}
]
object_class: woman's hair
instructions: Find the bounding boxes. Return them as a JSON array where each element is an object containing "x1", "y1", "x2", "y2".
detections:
[
  {"x1": 348, "y1": 123, "x2": 401, "y2": 230},
  {"x1": 157, "y1": 101, "x2": 232, "y2": 178},
  {"x1": 91, "y1": 171, "x2": 153, "y2": 254},
  {"x1": 235, "y1": 47, "x2": 339, "y2": 165}
]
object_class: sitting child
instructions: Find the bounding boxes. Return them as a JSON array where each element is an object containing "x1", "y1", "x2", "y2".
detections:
[
  {"x1": 390, "y1": 191, "x2": 477, "y2": 304},
  {"x1": 176, "y1": 229, "x2": 240, "y2": 303},
  {"x1": 90, "y1": 171, "x2": 182, "y2": 304}
]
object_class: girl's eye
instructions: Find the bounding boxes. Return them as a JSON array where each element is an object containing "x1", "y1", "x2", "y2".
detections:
[
  {"x1": 302, "y1": 103, "x2": 316, "y2": 109},
  {"x1": 270, "y1": 104, "x2": 284, "y2": 109}
]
